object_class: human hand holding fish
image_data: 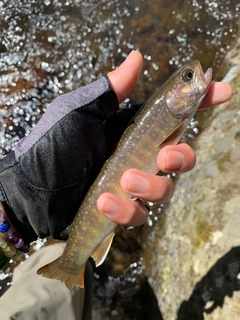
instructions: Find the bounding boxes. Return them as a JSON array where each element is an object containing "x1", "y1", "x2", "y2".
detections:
[
  {"x1": 37, "y1": 51, "x2": 232, "y2": 289},
  {"x1": 98, "y1": 51, "x2": 232, "y2": 226}
]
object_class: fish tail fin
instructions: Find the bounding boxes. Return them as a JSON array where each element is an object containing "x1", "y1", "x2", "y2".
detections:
[{"x1": 37, "y1": 257, "x2": 85, "y2": 289}]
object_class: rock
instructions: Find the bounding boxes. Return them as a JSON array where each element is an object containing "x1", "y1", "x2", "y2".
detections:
[{"x1": 143, "y1": 39, "x2": 240, "y2": 319}]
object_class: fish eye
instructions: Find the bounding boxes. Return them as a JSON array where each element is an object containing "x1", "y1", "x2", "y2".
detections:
[{"x1": 180, "y1": 68, "x2": 194, "y2": 82}]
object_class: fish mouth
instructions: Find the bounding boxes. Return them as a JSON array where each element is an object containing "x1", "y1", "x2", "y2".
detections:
[{"x1": 204, "y1": 67, "x2": 212, "y2": 85}]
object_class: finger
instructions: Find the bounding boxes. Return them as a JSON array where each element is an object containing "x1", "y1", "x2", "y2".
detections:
[
  {"x1": 157, "y1": 143, "x2": 196, "y2": 173},
  {"x1": 199, "y1": 82, "x2": 232, "y2": 110},
  {"x1": 97, "y1": 193, "x2": 148, "y2": 226},
  {"x1": 120, "y1": 169, "x2": 174, "y2": 203},
  {"x1": 107, "y1": 50, "x2": 143, "y2": 103}
]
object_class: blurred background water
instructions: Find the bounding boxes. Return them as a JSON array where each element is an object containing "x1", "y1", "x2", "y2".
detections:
[
  {"x1": 0, "y1": 0, "x2": 239, "y2": 155},
  {"x1": 0, "y1": 0, "x2": 240, "y2": 319}
]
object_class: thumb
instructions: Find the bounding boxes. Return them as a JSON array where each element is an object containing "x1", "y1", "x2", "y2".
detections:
[{"x1": 107, "y1": 51, "x2": 143, "y2": 103}]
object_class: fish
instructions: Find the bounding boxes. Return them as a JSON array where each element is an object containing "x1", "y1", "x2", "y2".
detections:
[{"x1": 37, "y1": 60, "x2": 212, "y2": 289}]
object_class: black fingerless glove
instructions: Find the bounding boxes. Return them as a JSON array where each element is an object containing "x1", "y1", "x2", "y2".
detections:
[{"x1": 0, "y1": 75, "x2": 143, "y2": 243}]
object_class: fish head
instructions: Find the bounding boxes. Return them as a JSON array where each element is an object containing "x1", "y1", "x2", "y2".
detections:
[{"x1": 165, "y1": 60, "x2": 212, "y2": 119}]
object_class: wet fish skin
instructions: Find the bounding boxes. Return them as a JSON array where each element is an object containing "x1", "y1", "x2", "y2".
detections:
[{"x1": 37, "y1": 60, "x2": 212, "y2": 289}]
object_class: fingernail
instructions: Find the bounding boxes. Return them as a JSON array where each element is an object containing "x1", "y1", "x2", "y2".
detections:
[
  {"x1": 98, "y1": 197, "x2": 120, "y2": 216},
  {"x1": 126, "y1": 172, "x2": 149, "y2": 194},
  {"x1": 126, "y1": 50, "x2": 135, "y2": 60},
  {"x1": 166, "y1": 150, "x2": 184, "y2": 170}
]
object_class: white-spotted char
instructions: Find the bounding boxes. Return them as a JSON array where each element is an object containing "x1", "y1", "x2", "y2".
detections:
[{"x1": 37, "y1": 60, "x2": 212, "y2": 289}]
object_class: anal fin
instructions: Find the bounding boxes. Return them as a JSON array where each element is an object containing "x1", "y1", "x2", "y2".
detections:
[{"x1": 91, "y1": 231, "x2": 115, "y2": 267}]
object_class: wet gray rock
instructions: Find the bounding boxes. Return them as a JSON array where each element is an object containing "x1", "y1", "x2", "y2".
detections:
[{"x1": 143, "y1": 40, "x2": 240, "y2": 319}]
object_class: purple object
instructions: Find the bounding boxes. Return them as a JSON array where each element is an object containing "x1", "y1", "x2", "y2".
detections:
[
  {"x1": 8, "y1": 232, "x2": 21, "y2": 246},
  {"x1": 19, "y1": 243, "x2": 30, "y2": 253},
  {"x1": 14, "y1": 238, "x2": 24, "y2": 249},
  {"x1": 0, "y1": 209, "x2": 3, "y2": 220},
  {"x1": 0, "y1": 210, "x2": 30, "y2": 253}
]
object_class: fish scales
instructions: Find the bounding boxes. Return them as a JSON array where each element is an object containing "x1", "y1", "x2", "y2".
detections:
[
  {"x1": 37, "y1": 60, "x2": 212, "y2": 288},
  {"x1": 59, "y1": 100, "x2": 180, "y2": 271}
]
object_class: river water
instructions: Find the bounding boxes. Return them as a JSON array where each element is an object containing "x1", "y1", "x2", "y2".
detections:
[
  {"x1": 0, "y1": 0, "x2": 240, "y2": 318},
  {"x1": 0, "y1": 0, "x2": 239, "y2": 155}
]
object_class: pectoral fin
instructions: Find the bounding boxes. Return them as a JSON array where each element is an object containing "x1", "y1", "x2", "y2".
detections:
[
  {"x1": 158, "y1": 119, "x2": 187, "y2": 148},
  {"x1": 91, "y1": 231, "x2": 115, "y2": 267}
]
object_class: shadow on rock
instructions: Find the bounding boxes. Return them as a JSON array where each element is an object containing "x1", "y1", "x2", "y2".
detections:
[{"x1": 177, "y1": 246, "x2": 240, "y2": 320}]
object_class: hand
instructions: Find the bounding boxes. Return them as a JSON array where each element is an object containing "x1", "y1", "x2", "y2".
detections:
[{"x1": 97, "y1": 50, "x2": 232, "y2": 226}]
